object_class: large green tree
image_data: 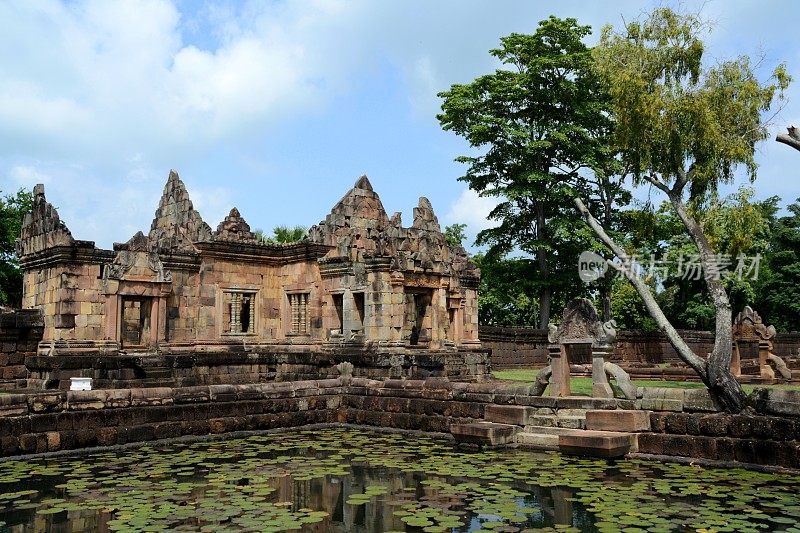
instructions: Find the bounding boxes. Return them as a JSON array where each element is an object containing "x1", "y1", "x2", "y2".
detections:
[
  {"x1": 438, "y1": 17, "x2": 616, "y2": 328},
  {"x1": 576, "y1": 8, "x2": 790, "y2": 412},
  {"x1": 757, "y1": 198, "x2": 800, "y2": 332},
  {"x1": 0, "y1": 188, "x2": 33, "y2": 307}
]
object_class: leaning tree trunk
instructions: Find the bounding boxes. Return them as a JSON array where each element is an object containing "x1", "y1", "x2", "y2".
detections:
[
  {"x1": 574, "y1": 197, "x2": 747, "y2": 413},
  {"x1": 668, "y1": 194, "x2": 747, "y2": 412}
]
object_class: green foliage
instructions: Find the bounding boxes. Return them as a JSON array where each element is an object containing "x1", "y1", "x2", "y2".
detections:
[
  {"x1": 443, "y1": 223, "x2": 467, "y2": 248},
  {"x1": 255, "y1": 225, "x2": 307, "y2": 244},
  {"x1": 610, "y1": 277, "x2": 657, "y2": 331},
  {"x1": 0, "y1": 188, "x2": 33, "y2": 306},
  {"x1": 594, "y1": 8, "x2": 790, "y2": 196},
  {"x1": 757, "y1": 199, "x2": 800, "y2": 331},
  {"x1": 438, "y1": 16, "x2": 616, "y2": 326},
  {"x1": 472, "y1": 254, "x2": 538, "y2": 326},
  {"x1": 614, "y1": 189, "x2": 778, "y2": 330}
]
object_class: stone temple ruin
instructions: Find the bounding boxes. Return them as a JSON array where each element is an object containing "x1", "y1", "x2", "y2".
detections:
[{"x1": 16, "y1": 171, "x2": 488, "y2": 388}]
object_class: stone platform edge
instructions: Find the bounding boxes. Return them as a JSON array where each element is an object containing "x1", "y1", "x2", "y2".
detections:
[{"x1": 1, "y1": 380, "x2": 800, "y2": 469}]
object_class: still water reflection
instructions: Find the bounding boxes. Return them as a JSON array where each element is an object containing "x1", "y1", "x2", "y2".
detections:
[{"x1": 0, "y1": 427, "x2": 799, "y2": 532}]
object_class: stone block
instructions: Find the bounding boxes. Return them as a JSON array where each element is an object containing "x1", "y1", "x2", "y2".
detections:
[
  {"x1": 515, "y1": 431, "x2": 559, "y2": 450},
  {"x1": 664, "y1": 413, "x2": 690, "y2": 434},
  {"x1": 483, "y1": 405, "x2": 537, "y2": 425},
  {"x1": 67, "y1": 390, "x2": 107, "y2": 410},
  {"x1": 174, "y1": 386, "x2": 211, "y2": 404},
  {"x1": 698, "y1": 414, "x2": 729, "y2": 436},
  {"x1": 728, "y1": 416, "x2": 753, "y2": 438},
  {"x1": 105, "y1": 389, "x2": 132, "y2": 408},
  {"x1": 0, "y1": 394, "x2": 29, "y2": 417},
  {"x1": 585, "y1": 410, "x2": 651, "y2": 432},
  {"x1": 556, "y1": 416, "x2": 585, "y2": 429},
  {"x1": 639, "y1": 398, "x2": 683, "y2": 412},
  {"x1": 131, "y1": 387, "x2": 174, "y2": 406},
  {"x1": 28, "y1": 393, "x2": 65, "y2": 413},
  {"x1": 558, "y1": 430, "x2": 635, "y2": 458},
  {"x1": 682, "y1": 389, "x2": 721, "y2": 412},
  {"x1": 752, "y1": 388, "x2": 800, "y2": 417},
  {"x1": 450, "y1": 422, "x2": 518, "y2": 446}
]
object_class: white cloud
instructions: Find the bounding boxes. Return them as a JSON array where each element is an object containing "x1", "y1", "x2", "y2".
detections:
[
  {"x1": 2, "y1": 0, "x2": 800, "y2": 250},
  {"x1": 9, "y1": 165, "x2": 52, "y2": 187},
  {"x1": 445, "y1": 188, "x2": 499, "y2": 242}
]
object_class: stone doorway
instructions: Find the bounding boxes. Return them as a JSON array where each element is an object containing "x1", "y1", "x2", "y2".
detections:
[
  {"x1": 405, "y1": 289, "x2": 432, "y2": 345},
  {"x1": 120, "y1": 297, "x2": 153, "y2": 348}
]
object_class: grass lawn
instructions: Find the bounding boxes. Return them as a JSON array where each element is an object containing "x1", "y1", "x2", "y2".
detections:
[{"x1": 492, "y1": 368, "x2": 799, "y2": 396}]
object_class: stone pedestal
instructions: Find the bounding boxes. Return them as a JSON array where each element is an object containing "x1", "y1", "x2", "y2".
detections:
[
  {"x1": 549, "y1": 344, "x2": 570, "y2": 397},
  {"x1": 591, "y1": 345, "x2": 613, "y2": 398},
  {"x1": 759, "y1": 341, "x2": 775, "y2": 379}
]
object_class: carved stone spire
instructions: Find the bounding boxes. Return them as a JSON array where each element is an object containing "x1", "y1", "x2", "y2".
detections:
[
  {"x1": 412, "y1": 196, "x2": 441, "y2": 232},
  {"x1": 307, "y1": 174, "x2": 390, "y2": 252},
  {"x1": 16, "y1": 184, "x2": 75, "y2": 257},
  {"x1": 148, "y1": 170, "x2": 212, "y2": 252},
  {"x1": 213, "y1": 207, "x2": 257, "y2": 243}
]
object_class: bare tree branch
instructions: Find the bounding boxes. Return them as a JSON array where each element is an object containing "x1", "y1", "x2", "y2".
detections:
[{"x1": 777, "y1": 127, "x2": 800, "y2": 152}]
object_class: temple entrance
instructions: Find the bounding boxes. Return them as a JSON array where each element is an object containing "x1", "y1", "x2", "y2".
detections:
[
  {"x1": 405, "y1": 289, "x2": 432, "y2": 345},
  {"x1": 120, "y1": 297, "x2": 153, "y2": 348}
]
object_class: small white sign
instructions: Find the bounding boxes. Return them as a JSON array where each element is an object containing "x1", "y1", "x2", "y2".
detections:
[{"x1": 70, "y1": 377, "x2": 93, "y2": 391}]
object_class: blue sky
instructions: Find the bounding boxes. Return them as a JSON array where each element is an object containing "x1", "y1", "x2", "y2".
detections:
[{"x1": 1, "y1": 0, "x2": 799, "y2": 251}]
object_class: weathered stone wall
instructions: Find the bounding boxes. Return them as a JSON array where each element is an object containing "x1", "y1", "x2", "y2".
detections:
[
  {"x1": 0, "y1": 309, "x2": 43, "y2": 389},
  {"x1": 481, "y1": 326, "x2": 800, "y2": 372},
  {"x1": 635, "y1": 390, "x2": 800, "y2": 468},
  {"x1": 22, "y1": 262, "x2": 106, "y2": 341},
  {"x1": 0, "y1": 380, "x2": 343, "y2": 456},
  {"x1": 3, "y1": 379, "x2": 800, "y2": 469},
  {"x1": 24, "y1": 346, "x2": 491, "y2": 389}
]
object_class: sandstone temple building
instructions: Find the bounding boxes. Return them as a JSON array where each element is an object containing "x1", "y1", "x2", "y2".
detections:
[{"x1": 16, "y1": 172, "x2": 487, "y2": 387}]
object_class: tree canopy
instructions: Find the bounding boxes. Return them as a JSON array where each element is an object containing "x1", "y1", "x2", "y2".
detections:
[
  {"x1": 576, "y1": 7, "x2": 790, "y2": 412},
  {"x1": 0, "y1": 188, "x2": 33, "y2": 307},
  {"x1": 438, "y1": 16, "x2": 617, "y2": 327}
]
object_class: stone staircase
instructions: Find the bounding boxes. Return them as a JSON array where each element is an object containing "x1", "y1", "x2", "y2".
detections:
[{"x1": 451, "y1": 402, "x2": 651, "y2": 458}]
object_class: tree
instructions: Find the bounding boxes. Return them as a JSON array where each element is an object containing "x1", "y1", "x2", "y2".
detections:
[
  {"x1": 576, "y1": 8, "x2": 790, "y2": 412},
  {"x1": 757, "y1": 199, "x2": 800, "y2": 331},
  {"x1": 443, "y1": 223, "x2": 467, "y2": 248},
  {"x1": 0, "y1": 188, "x2": 34, "y2": 307},
  {"x1": 472, "y1": 254, "x2": 539, "y2": 326},
  {"x1": 438, "y1": 17, "x2": 616, "y2": 328},
  {"x1": 254, "y1": 225, "x2": 307, "y2": 244}
]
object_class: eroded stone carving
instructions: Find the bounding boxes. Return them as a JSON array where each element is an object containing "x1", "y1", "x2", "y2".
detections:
[
  {"x1": 106, "y1": 232, "x2": 171, "y2": 283},
  {"x1": 213, "y1": 208, "x2": 257, "y2": 244},
  {"x1": 732, "y1": 306, "x2": 788, "y2": 381},
  {"x1": 16, "y1": 184, "x2": 75, "y2": 257}
]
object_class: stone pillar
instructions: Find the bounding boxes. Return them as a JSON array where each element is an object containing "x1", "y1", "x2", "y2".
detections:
[
  {"x1": 592, "y1": 344, "x2": 613, "y2": 398},
  {"x1": 759, "y1": 340, "x2": 775, "y2": 379},
  {"x1": 549, "y1": 344, "x2": 571, "y2": 397},
  {"x1": 730, "y1": 341, "x2": 741, "y2": 377},
  {"x1": 149, "y1": 297, "x2": 160, "y2": 346},
  {"x1": 230, "y1": 292, "x2": 241, "y2": 333}
]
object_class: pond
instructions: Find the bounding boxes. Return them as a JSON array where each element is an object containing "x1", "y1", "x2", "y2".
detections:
[{"x1": 0, "y1": 427, "x2": 799, "y2": 532}]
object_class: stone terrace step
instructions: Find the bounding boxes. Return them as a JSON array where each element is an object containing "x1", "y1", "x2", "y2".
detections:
[
  {"x1": 451, "y1": 422, "x2": 519, "y2": 447},
  {"x1": 515, "y1": 426, "x2": 636, "y2": 458},
  {"x1": 484, "y1": 404, "x2": 538, "y2": 425},
  {"x1": 585, "y1": 410, "x2": 651, "y2": 432}
]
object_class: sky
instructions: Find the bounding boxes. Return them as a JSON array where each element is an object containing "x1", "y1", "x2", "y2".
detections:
[{"x1": 1, "y1": 0, "x2": 799, "y2": 251}]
